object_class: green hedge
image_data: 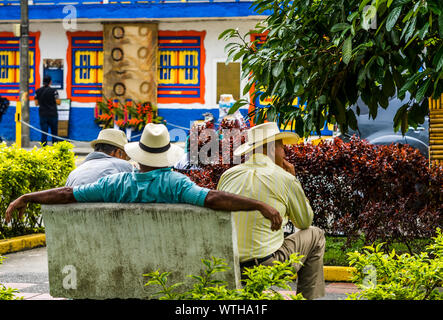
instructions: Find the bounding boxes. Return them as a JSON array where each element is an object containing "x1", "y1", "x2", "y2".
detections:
[{"x1": 0, "y1": 142, "x2": 75, "y2": 238}]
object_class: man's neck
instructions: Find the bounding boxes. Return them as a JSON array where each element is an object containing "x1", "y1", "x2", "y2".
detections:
[{"x1": 138, "y1": 164, "x2": 168, "y2": 173}]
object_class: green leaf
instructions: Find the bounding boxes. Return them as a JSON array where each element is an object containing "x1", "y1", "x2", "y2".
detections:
[
  {"x1": 403, "y1": 16, "x2": 417, "y2": 42},
  {"x1": 218, "y1": 28, "x2": 235, "y2": 40},
  {"x1": 347, "y1": 11, "x2": 359, "y2": 22},
  {"x1": 386, "y1": 6, "x2": 402, "y2": 31},
  {"x1": 272, "y1": 60, "x2": 284, "y2": 78},
  {"x1": 334, "y1": 98, "x2": 346, "y2": 124},
  {"x1": 439, "y1": 14, "x2": 443, "y2": 37},
  {"x1": 416, "y1": 78, "x2": 431, "y2": 102},
  {"x1": 393, "y1": 103, "x2": 408, "y2": 132},
  {"x1": 342, "y1": 36, "x2": 353, "y2": 65},
  {"x1": 228, "y1": 100, "x2": 247, "y2": 115},
  {"x1": 418, "y1": 22, "x2": 430, "y2": 40},
  {"x1": 401, "y1": 109, "x2": 408, "y2": 135},
  {"x1": 359, "y1": 0, "x2": 372, "y2": 12},
  {"x1": 346, "y1": 109, "x2": 358, "y2": 130},
  {"x1": 433, "y1": 45, "x2": 443, "y2": 72},
  {"x1": 318, "y1": 95, "x2": 327, "y2": 104},
  {"x1": 331, "y1": 23, "x2": 351, "y2": 33},
  {"x1": 382, "y1": 70, "x2": 396, "y2": 98}
]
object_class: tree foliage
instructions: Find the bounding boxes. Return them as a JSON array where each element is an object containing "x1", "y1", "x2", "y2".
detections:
[{"x1": 220, "y1": 0, "x2": 443, "y2": 137}]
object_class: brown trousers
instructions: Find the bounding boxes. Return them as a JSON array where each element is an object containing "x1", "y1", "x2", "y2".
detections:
[{"x1": 244, "y1": 226, "x2": 326, "y2": 300}]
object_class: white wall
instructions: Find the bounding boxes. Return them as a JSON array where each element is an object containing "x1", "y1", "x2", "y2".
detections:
[
  {"x1": 158, "y1": 19, "x2": 260, "y2": 110},
  {"x1": 0, "y1": 21, "x2": 102, "y2": 107},
  {"x1": 0, "y1": 18, "x2": 261, "y2": 109},
  {"x1": 36, "y1": 22, "x2": 102, "y2": 108}
]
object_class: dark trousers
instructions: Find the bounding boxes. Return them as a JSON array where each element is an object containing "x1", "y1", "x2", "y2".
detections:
[{"x1": 39, "y1": 116, "x2": 59, "y2": 145}]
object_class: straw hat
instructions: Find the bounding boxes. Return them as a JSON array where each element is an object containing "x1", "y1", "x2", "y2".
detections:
[
  {"x1": 234, "y1": 122, "x2": 300, "y2": 156},
  {"x1": 90, "y1": 128, "x2": 128, "y2": 150},
  {"x1": 124, "y1": 123, "x2": 184, "y2": 167}
]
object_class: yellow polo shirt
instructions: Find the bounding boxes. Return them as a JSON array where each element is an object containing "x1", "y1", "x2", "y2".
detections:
[{"x1": 217, "y1": 153, "x2": 313, "y2": 262}]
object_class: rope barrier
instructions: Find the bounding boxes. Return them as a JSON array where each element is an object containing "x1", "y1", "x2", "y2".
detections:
[
  {"x1": 164, "y1": 122, "x2": 191, "y2": 131},
  {"x1": 20, "y1": 120, "x2": 84, "y2": 144}
]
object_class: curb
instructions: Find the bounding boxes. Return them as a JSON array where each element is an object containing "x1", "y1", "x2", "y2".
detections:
[
  {"x1": 0, "y1": 233, "x2": 46, "y2": 255},
  {"x1": 323, "y1": 266, "x2": 356, "y2": 282},
  {"x1": 0, "y1": 234, "x2": 356, "y2": 282}
]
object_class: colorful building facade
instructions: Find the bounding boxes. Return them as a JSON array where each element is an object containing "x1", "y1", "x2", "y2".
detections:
[{"x1": 0, "y1": 1, "x2": 267, "y2": 142}]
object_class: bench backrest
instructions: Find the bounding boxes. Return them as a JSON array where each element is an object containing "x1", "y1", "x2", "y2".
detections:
[{"x1": 42, "y1": 203, "x2": 240, "y2": 299}]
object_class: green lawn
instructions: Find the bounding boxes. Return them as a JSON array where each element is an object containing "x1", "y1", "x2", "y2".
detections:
[{"x1": 324, "y1": 236, "x2": 433, "y2": 266}]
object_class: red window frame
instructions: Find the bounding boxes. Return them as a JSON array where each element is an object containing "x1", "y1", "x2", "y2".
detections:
[
  {"x1": 66, "y1": 31, "x2": 104, "y2": 103},
  {"x1": 0, "y1": 31, "x2": 41, "y2": 101},
  {"x1": 157, "y1": 30, "x2": 206, "y2": 104}
]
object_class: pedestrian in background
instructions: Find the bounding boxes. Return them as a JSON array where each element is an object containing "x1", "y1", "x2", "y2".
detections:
[{"x1": 35, "y1": 75, "x2": 60, "y2": 145}]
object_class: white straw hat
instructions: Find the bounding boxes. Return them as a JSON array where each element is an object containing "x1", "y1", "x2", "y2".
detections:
[
  {"x1": 124, "y1": 123, "x2": 184, "y2": 167},
  {"x1": 90, "y1": 128, "x2": 128, "y2": 150},
  {"x1": 234, "y1": 122, "x2": 300, "y2": 156}
]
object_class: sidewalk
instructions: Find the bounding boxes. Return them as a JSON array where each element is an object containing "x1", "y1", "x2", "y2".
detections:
[{"x1": 0, "y1": 247, "x2": 359, "y2": 300}]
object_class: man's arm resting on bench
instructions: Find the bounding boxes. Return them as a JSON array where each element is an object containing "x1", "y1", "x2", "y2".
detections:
[
  {"x1": 203, "y1": 190, "x2": 282, "y2": 231},
  {"x1": 5, "y1": 187, "x2": 76, "y2": 223},
  {"x1": 5, "y1": 188, "x2": 283, "y2": 231}
]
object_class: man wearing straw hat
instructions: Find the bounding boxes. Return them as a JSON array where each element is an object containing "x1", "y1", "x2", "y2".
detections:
[
  {"x1": 5, "y1": 123, "x2": 282, "y2": 232},
  {"x1": 65, "y1": 128, "x2": 133, "y2": 186},
  {"x1": 217, "y1": 122, "x2": 325, "y2": 300}
]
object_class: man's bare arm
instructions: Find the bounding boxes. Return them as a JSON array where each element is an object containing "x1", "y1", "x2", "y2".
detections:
[
  {"x1": 204, "y1": 190, "x2": 282, "y2": 231},
  {"x1": 5, "y1": 187, "x2": 77, "y2": 223}
]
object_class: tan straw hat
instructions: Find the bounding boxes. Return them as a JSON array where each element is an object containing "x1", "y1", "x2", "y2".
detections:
[
  {"x1": 124, "y1": 123, "x2": 184, "y2": 167},
  {"x1": 234, "y1": 122, "x2": 300, "y2": 157},
  {"x1": 90, "y1": 128, "x2": 128, "y2": 150}
]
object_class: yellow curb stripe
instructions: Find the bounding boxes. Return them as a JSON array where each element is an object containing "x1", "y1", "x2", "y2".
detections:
[
  {"x1": 324, "y1": 266, "x2": 356, "y2": 282},
  {"x1": 0, "y1": 233, "x2": 46, "y2": 255}
]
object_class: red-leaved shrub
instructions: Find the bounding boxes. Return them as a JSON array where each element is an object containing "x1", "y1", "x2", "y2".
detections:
[
  {"x1": 285, "y1": 137, "x2": 442, "y2": 249},
  {"x1": 177, "y1": 129, "x2": 443, "y2": 251}
]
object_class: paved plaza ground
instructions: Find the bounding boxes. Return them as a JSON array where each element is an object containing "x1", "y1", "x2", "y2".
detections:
[{"x1": 0, "y1": 247, "x2": 359, "y2": 300}]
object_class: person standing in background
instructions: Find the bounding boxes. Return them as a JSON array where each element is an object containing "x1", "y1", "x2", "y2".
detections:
[{"x1": 35, "y1": 75, "x2": 60, "y2": 145}]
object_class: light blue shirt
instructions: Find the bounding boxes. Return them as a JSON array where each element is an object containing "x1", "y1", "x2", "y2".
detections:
[
  {"x1": 65, "y1": 152, "x2": 134, "y2": 187},
  {"x1": 73, "y1": 168, "x2": 210, "y2": 207}
]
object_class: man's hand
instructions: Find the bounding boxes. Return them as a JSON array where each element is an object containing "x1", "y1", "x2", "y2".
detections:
[
  {"x1": 5, "y1": 187, "x2": 76, "y2": 224},
  {"x1": 204, "y1": 190, "x2": 283, "y2": 231},
  {"x1": 282, "y1": 159, "x2": 295, "y2": 176},
  {"x1": 258, "y1": 204, "x2": 283, "y2": 231},
  {"x1": 5, "y1": 196, "x2": 27, "y2": 223}
]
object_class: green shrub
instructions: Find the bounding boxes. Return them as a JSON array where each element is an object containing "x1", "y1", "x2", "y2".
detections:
[
  {"x1": 0, "y1": 256, "x2": 20, "y2": 300},
  {"x1": 346, "y1": 228, "x2": 443, "y2": 300},
  {"x1": 324, "y1": 235, "x2": 433, "y2": 266},
  {"x1": 144, "y1": 254, "x2": 305, "y2": 300},
  {"x1": 0, "y1": 142, "x2": 76, "y2": 238}
]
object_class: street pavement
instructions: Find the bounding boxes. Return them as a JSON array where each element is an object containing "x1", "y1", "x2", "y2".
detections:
[{"x1": 0, "y1": 247, "x2": 359, "y2": 300}]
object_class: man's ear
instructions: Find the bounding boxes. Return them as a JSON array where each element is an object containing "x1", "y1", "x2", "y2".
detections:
[{"x1": 109, "y1": 149, "x2": 118, "y2": 158}]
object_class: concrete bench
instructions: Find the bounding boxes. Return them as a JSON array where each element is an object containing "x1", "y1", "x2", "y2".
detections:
[{"x1": 42, "y1": 203, "x2": 241, "y2": 299}]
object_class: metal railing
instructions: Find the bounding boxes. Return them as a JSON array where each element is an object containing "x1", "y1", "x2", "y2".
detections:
[{"x1": 1, "y1": 0, "x2": 249, "y2": 5}]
